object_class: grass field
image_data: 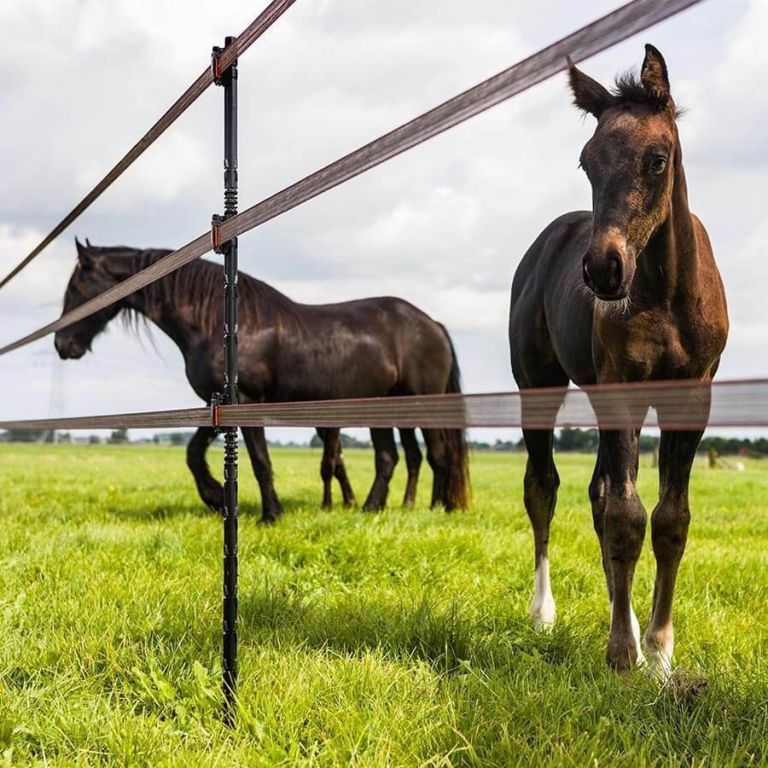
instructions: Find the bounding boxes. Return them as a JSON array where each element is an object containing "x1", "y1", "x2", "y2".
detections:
[{"x1": 0, "y1": 443, "x2": 766, "y2": 767}]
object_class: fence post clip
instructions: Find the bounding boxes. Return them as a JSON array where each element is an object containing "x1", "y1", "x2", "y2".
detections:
[
  {"x1": 211, "y1": 45, "x2": 225, "y2": 86},
  {"x1": 211, "y1": 214, "x2": 225, "y2": 254},
  {"x1": 212, "y1": 38, "x2": 236, "y2": 86},
  {"x1": 211, "y1": 391, "x2": 223, "y2": 430}
]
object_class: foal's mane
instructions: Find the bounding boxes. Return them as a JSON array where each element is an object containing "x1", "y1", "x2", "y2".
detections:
[
  {"x1": 612, "y1": 71, "x2": 683, "y2": 118},
  {"x1": 117, "y1": 247, "x2": 299, "y2": 336}
]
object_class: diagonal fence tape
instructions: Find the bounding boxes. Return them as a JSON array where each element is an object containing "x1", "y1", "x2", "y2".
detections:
[
  {"x1": 0, "y1": 407, "x2": 210, "y2": 431},
  {"x1": 0, "y1": 0, "x2": 706, "y2": 358},
  {"x1": 2, "y1": 379, "x2": 766, "y2": 432},
  {"x1": 217, "y1": 0, "x2": 707, "y2": 245},
  {"x1": 0, "y1": 0, "x2": 297, "y2": 292},
  {"x1": 0, "y1": 234, "x2": 211, "y2": 356}
]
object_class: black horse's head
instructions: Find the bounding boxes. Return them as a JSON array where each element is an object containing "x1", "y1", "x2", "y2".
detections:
[
  {"x1": 568, "y1": 45, "x2": 679, "y2": 301},
  {"x1": 54, "y1": 239, "x2": 136, "y2": 359}
]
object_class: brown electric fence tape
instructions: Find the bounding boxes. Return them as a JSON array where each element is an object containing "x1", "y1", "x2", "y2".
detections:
[
  {"x1": 0, "y1": 0, "x2": 297, "y2": 292},
  {"x1": 216, "y1": 0, "x2": 707, "y2": 246},
  {"x1": 0, "y1": 0, "x2": 705, "y2": 358},
  {"x1": 0, "y1": 408, "x2": 211, "y2": 431},
  {"x1": 2, "y1": 379, "x2": 767, "y2": 432}
]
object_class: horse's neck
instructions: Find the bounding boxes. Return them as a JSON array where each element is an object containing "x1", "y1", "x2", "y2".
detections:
[
  {"x1": 637, "y1": 136, "x2": 698, "y2": 304},
  {"x1": 123, "y1": 267, "x2": 200, "y2": 355}
]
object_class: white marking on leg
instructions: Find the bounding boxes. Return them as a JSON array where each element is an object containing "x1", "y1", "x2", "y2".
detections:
[
  {"x1": 609, "y1": 601, "x2": 646, "y2": 666},
  {"x1": 643, "y1": 624, "x2": 674, "y2": 679},
  {"x1": 530, "y1": 557, "x2": 556, "y2": 630},
  {"x1": 630, "y1": 605, "x2": 646, "y2": 666}
]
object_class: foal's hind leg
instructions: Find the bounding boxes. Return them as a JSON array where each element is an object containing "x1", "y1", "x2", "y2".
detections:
[
  {"x1": 643, "y1": 412, "x2": 706, "y2": 676},
  {"x1": 362, "y1": 428, "x2": 399, "y2": 511},
  {"x1": 186, "y1": 427, "x2": 223, "y2": 513},
  {"x1": 399, "y1": 428, "x2": 422, "y2": 507}
]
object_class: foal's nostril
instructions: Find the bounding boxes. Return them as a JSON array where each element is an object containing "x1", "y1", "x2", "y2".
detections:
[
  {"x1": 605, "y1": 250, "x2": 622, "y2": 289},
  {"x1": 582, "y1": 261, "x2": 593, "y2": 285}
]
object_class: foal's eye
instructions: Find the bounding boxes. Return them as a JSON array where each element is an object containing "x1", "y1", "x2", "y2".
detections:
[{"x1": 649, "y1": 156, "x2": 668, "y2": 174}]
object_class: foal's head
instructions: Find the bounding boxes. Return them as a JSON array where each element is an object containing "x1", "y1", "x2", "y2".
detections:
[
  {"x1": 569, "y1": 45, "x2": 679, "y2": 301},
  {"x1": 54, "y1": 240, "x2": 136, "y2": 359}
]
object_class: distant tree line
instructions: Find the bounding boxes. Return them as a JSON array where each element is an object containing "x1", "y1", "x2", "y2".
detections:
[
  {"x1": 308, "y1": 433, "x2": 372, "y2": 449},
  {"x1": 699, "y1": 436, "x2": 768, "y2": 457},
  {"x1": 469, "y1": 429, "x2": 658, "y2": 453},
  {"x1": 2, "y1": 428, "x2": 766, "y2": 456},
  {"x1": 470, "y1": 430, "x2": 768, "y2": 456}
]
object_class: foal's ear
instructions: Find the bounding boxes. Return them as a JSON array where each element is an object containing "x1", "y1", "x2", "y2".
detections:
[
  {"x1": 567, "y1": 57, "x2": 614, "y2": 118},
  {"x1": 640, "y1": 44, "x2": 671, "y2": 106}
]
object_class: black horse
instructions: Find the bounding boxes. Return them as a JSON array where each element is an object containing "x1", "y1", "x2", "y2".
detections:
[{"x1": 54, "y1": 241, "x2": 470, "y2": 520}]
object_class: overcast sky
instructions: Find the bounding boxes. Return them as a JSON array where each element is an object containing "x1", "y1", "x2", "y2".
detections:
[{"x1": 0, "y1": 0, "x2": 765, "y2": 444}]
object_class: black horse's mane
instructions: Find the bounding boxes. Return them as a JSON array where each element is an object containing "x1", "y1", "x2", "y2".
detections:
[{"x1": 117, "y1": 247, "x2": 299, "y2": 336}]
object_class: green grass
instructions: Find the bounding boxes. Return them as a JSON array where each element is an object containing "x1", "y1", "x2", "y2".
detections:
[{"x1": 0, "y1": 443, "x2": 767, "y2": 767}]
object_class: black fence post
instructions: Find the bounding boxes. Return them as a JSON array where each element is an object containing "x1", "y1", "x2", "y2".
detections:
[{"x1": 212, "y1": 35, "x2": 239, "y2": 727}]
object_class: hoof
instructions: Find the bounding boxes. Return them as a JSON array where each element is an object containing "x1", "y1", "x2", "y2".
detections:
[
  {"x1": 530, "y1": 595, "x2": 556, "y2": 632},
  {"x1": 260, "y1": 501, "x2": 283, "y2": 524},
  {"x1": 642, "y1": 632, "x2": 674, "y2": 680},
  {"x1": 607, "y1": 641, "x2": 644, "y2": 674},
  {"x1": 200, "y1": 483, "x2": 224, "y2": 515}
]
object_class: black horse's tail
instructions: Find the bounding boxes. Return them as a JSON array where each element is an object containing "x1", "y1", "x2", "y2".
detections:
[{"x1": 440, "y1": 325, "x2": 471, "y2": 511}]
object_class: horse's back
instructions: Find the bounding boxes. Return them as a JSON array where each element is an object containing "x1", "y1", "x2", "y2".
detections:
[
  {"x1": 323, "y1": 295, "x2": 455, "y2": 396},
  {"x1": 509, "y1": 211, "x2": 597, "y2": 388},
  {"x1": 269, "y1": 295, "x2": 453, "y2": 399}
]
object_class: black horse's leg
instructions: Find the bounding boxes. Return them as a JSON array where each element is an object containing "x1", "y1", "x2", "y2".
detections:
[
  {"x1": 362, "y1": 428, "x2": 398, "y2": 511},
  {"x1": 242, "y1": 426, "x2": 283, "y2": 523},
  {"x1": 333, "y1": 438, "x2": 357, "y2": 507},
  {"x1": 422, "y1": 429, "x2": 449, "y2": 508},
  {"x1": 400, "y1": 428, "x2": 422, "y2": 507},
  {"x1": 643, "y1": 392, "x2": 708, "y2": 676},
  {"x1": 317, "y1": 427, "x2": 335, "y2": 509},
  {"x1": 317, "y1": 428, "x2": 357, "y2": 508},
  {"x1": 186, "y1": 426, "x2": 223, "y2": 513}
]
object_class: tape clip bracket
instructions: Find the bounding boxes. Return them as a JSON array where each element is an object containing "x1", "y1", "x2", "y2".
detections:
[{"x1": 211, "y1": 392, "x2": 223, "y2": 429}]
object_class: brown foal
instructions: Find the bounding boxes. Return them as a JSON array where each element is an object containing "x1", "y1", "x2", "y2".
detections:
[{"x1": 508, "y1": 45, "x2": 728, "y2": 673}]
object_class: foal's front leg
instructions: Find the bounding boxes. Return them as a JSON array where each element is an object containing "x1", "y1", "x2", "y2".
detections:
[
  {"x1": 599, "y1": 428, "x2": 647, "y2": 672},
  {"x1": 590, "y1": 431, "x2": 645, "y2": 661},
  {"x1": 522, "y1": 427, "x2": 559, "y2": 629},
  {"x1": 643, "y1": 427, "x2": 703, "y2": 677}
]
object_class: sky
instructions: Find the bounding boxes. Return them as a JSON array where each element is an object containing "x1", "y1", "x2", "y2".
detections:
[{"x1": 0, "y1": 0, "x2": 765, "y2": 445}]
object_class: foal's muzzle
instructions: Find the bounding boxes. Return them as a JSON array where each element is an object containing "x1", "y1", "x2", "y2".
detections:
[{"x1": 582, "y1": 243, "x2": 629, "y2": 301}]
